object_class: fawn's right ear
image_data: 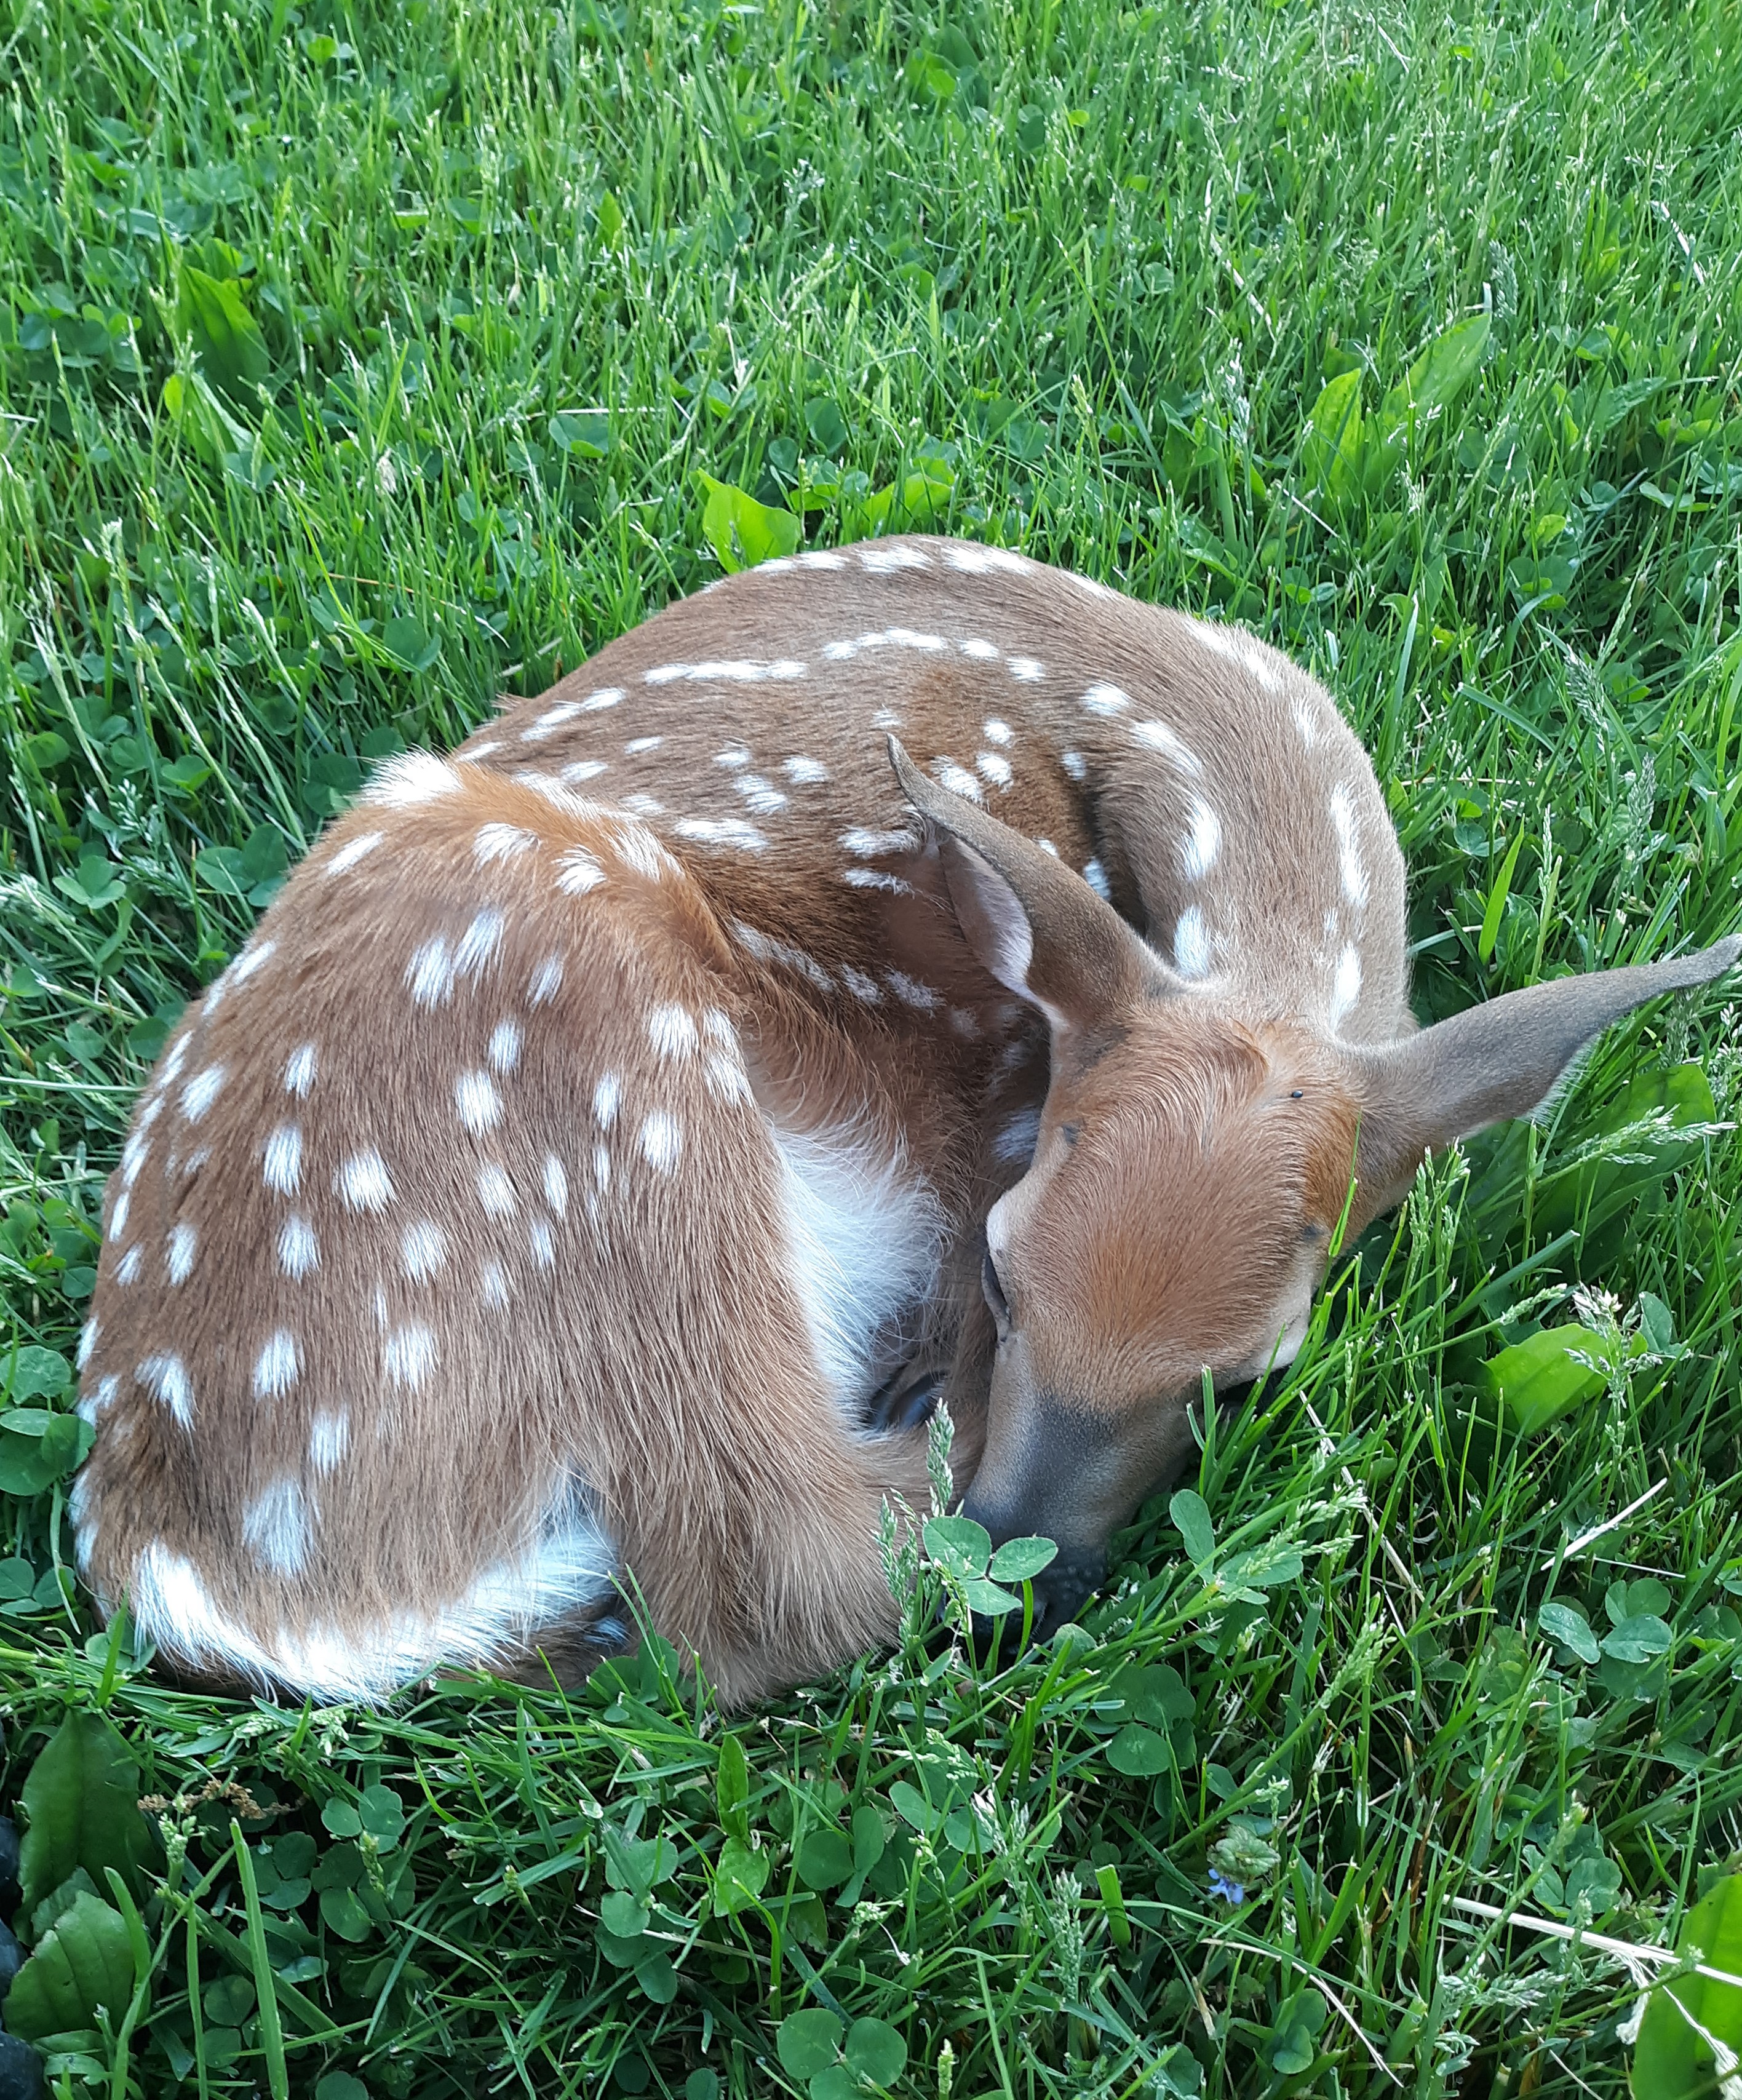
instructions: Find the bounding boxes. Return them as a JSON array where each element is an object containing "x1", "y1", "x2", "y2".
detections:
[
  {"x1": 1343, "y1": 933, "x2": 1740, "y2": 1225},
  {"x1": 887, "y1": 736, "x2": 1179, "y2": 1033}
]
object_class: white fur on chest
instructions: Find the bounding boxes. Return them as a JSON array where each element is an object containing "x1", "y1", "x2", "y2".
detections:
[{"x1": 768, "y1": 1119, "x2": 945, "y2": 1412}]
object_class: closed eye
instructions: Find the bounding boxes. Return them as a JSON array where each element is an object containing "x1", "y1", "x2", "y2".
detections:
[{"x1": 981, "y1": 1248, "x2": 1011, "y2": 1329}]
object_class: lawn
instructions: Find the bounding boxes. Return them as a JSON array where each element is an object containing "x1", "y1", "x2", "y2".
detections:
[{"x1": 3, "y1": 0, "x2": 1741, "y2": 2093}]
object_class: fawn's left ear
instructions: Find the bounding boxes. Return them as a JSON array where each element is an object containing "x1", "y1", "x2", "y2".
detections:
[
  {"x1": 1343, "y1": 934, "x2": 1740, "y2": 1222},
  {"x1": 888, "y1": 736, "x2": 1179, "y2": 1032}
]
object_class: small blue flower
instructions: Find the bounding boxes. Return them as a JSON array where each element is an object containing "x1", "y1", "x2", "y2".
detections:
[{"x1": 1207, "y1": 1867, "x2": 1246, "y2": 1906}]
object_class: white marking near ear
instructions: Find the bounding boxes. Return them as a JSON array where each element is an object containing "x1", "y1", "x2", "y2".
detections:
[
  {"x1": 593, "y1": 1073, "x2": 621, "y2": 1129},
  {"x1": 407, "y1": 936, "x2": 456, "y2": 1008},
  {"x1": 326, "y1": 830, "x2": 385, "y2": 875},
  {"x1": 488, "y1": 1020, "x2": 522, "y2": 1073},
  {"x1": 263, "y1": 1125, "x2": 303, "y2": 1195},
  {"x1": 554, "y1": 845, "x2": 605, "y2": 896},
  {"x1": 402, "y1": 1220, "x2": 447, "y2": 1281},
  {"x1": 179, "y1": 1066, "x2": 227, "y2": 1123},
  {"x1": 253, "y1": 1330, "x2": 301, "y2": 1398},
  {"x1": 769, "y1": 1118, "x2": 945, "y2": 1412},
  {"x1": 455, "y1": 909, "x2": 506, "y2": 980},
  {"x1": 279, "y1": 1215, "x2": 319, "y2": 1278},
  {"x1": 933, "y1": 758, "x2": 984, "y2": 802},
  {"x1": 1131, "y1": 717, "x2": 1206, "y2": 775},
  {"x1": 841, "y1": 869, "x2": 916, "y2": 894},
  {"x1": 116, "y1": 1246, "x2": 142, "y2": 1283},
  {"x1": 474, "y1": 823, "x2": 538, "y2": 865},
  {"x1": 167, "y1": 1223, "x2": 197, "y2": 1285},
  {"x1": 528, "y1": 955, "x2": 565, "y2": 1005},
  {"x1": 476, "y1": 1164, "x2": 517, "y2": 1218},
  {"x1": 993, "y1": 1107, "x2": 1041, "y2": 1164},
  {"x1": 364, "y1": 752, "x2": 462, "y2": 807},
  {"x1": 242, "y1": 1479, "x2": 311, "y2": 1574},
  {"x1": 976, "y1": 751, "x2": 1014, "y2": 789},
  {"x1": 1174, "y1": 905, "x2": 1212, "y2": 977},
  {"x1": 638, "y1": 1112, "x2": 683, "y2": 1174},
  {"x1": 543, "y1": 1154, "x2": 569, "y2": 1217},
  {"x1": 309, "y1": 1408, "x2": 350, "y2": 1473},
  {"x1": 647, "y1": 1005, "x2": 699, "y2": 1059},
  {"x1": 1329, "y1": 944, "x2": 1362, "y2": 1030},
  {"x1": 782, "y1": 755, "x2": 829, "y2": 783},
  {"x1": 1327, "y1": 785, "x2": 1369, "y2": 909},
  {"x1": 674, "y1": 816, "x2": 768, "y2": 851},
  {"x1": 284, "y1": 1043, "x2": 318, "y2": 1096},
  {"x1": 1082, "y1": 683, "x2": 1130, "y2": 715},
  {"x1": 140, "y1": 1353, "x2": 194, "y2": 1426},
  {"x1": 1082, "y1": 857, "x2": 1112, "y2": 901},
  {"x1": 383, "y1": 1323, "x2": 439, "y2": 1389},
  {"x1": 561, "y1": 759, "x2": 609, "y2": 782},
  {"x1": 338, "y1": 1150, "x2": 395, "y2": 1213},
  {"x1": 1182, "y1": 797, "x2": 1222, "y2": 880}
]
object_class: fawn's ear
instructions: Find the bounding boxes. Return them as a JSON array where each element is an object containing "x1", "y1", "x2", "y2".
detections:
[
  {"x1": 1345, "y1": 934, "x2": 1740, "y2": 1222},
  {"x1": 888, "y1": 736, "x2": 1177, "y2": 1030}
]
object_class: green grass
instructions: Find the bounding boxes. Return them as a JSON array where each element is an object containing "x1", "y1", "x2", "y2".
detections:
[{"x1": 2, "y1": 0, "x2": 1741, "y2": 2093}]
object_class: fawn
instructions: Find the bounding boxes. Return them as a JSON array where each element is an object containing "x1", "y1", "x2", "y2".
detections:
[{"x1": 72, "y1": 536, "x2": 1738, "y2": 1704}]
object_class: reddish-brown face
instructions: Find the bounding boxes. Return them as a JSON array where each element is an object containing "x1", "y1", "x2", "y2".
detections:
[{"x1": 961, "y1": 1008, "x2": 1362, "y2": 1628}]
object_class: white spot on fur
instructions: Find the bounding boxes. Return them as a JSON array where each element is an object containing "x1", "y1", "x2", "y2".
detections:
[
  {"x1": 455, "y1": 1070, "x2": 503, "y2": 1134},
  {"x1": 115, "y1": 1245, "x2": 141, "y2": 1284},
  {"x1": 529, "y1": 1219, "x2": 555, "y2": 1268},
  {"x1": 840, "y1": 825, "x2": 919, "y2": 857},
  {"x1": 488, "y1": 1019, "x2": 522, "y2": 1073},
  {"x1": 365, "y1": 751, "x2": 463, "y2": 808},
  {"x1": 592, "y1": 1143, "x2": 611, "y2": 1192},
  {"x1": 481, "y1": 1260, "x2": 512, "y2": 1310},
  {"x1": 562, "y1": 758, "x2": 609, "y2": 784},
  {"x1": 1130, "y1": 718, "x2": 1205, "y2": 776},
  {"x1": 402, "y1": 1220, "x2": 447, "y2": 1281},
  {"x1": 625, "y1": 734, "x2": 663, "y2": 755},
  {"x1": 859, "y1": 543, "x2": 932, "y2": 572},
  {"x1": 976, "y1": 750, "x2": 1014, "y2": 789},
  {"x1": 705, "y1": 1053, "x2": 753, "y2": 1104},
  {"x1": 121, "y1": 1134, "x2": 150, "y2": 1189},
  {"x1": 714, "y1": 744, "x2": 751, "y2": 771},
  {"x1": 309, "y1": 1409, "x2": 350, "y2": 1473},
  {"x1": 522, "y1": 699, "x2": 583, "y2": 741},
  {"x1": 263, "y1": 1124, "x2": 302, "y2": 1196},
  {"x1": 1182, "y1": 797, "x2": 1222, "y2": 880},
  {"x1": 1083, "y1": 858, "x2": 1112, "y2": 901},
  {"x1": 643, "y1": 658, "x2": 806, "y2": 684},
  {"x1": 638, "y1": 1112, "x2": 683, "y2": 1174},
  {"x1": 738, "y1": 774, "x2": 788, "y2": 815},
  {"x1": 140, "y1": 1353, "x2": 193, "y2": 1426},
  {"x1": 407, "y1": 936, "x2": 456, "y2": 1008},
  {"x1": 647, "y1": 1005, "x2": 699, "y2": 1059},
  {"x1": 675, "y1": 816, "x2": 768, "y2": 852},
  {"x1": 284, "y1": 1043, "x2": 317, "y2": 1097},
  {"x1": 277, "y1": 1215, "x2": 317, "y2": 1279},
  {"x1": 179, "y1": 1065, "x2": 226, "y2": 1123},
  {"x1": 383, "y1": 1323, "x2": 439, "y2": 1390},
  {"x1": 934, "y1": 758, "x2": 984, "y2": 803},
  {"x1": 841, "y1": 868, "x2": 916, "y2": 894},
  {"x1": 1328, "y1": 784, "x2": 1370, "y2": 909},
  {"x1": 475, "y1": 822, "x2": 538, "y2": 865},
  {"x1": 254, "y1": 1330, "x2": 301, "y2": 1399},
  {"x1": 1292, "y1": 698, "x2": 1319, "y2": 749},
  {"x1": 78, "y1": 1316, "x2": 98, "y2": 1368},
  {"x1": 1174, "y1": 905, "x2": 1212, "y2": 977},
  {"x1": 232, "y1": 939, "x2": 274, "y2": 984},
  {"x1": 338, "y1": 1149, "x2": 395, "y2": 1213},
  {"x1": 823, "y1": 627, "x2": 948, "y2": 662},
  {"x1": 1008, "y1": 656, "x2": 1046, "y2": 682},
  {"x1": 581, "y1": 686, "x2": 624, "y2": 712},
  {"x1": 797, "y1": 549, "x2": 846, "y2": 569},
  {"x1": 982, "y1": 717, "x2": 1014, "y2": 746},
  {"x1": 621, "y1": 792, "x2": 665, "y2": 817},
  {"x1": 242, "y1": 1479, "x2": 310, "y2": 1574},
  {"x1": 78, "y1": 1373, "x2": 119, "y2": 1426},
  {"x1": 543, "y1": 1154, "x2": 569, "y2": 1217},
  {"x1": 594, "y1": 1073, "x2": 621, "y2": 1129},
  {"x1": 840, "y1": 964, "x2": 883, "y2": 1003},
  {"x1": 1083, "y1": 682, "x2": 1129, "y2": 716},
  {"x1": 961, "y1": 638, "x2": 1000, "y2": 661},
  {"x1": 529, "y1": 954, "x2": 564, "y2": 1005},
  {"x1": 732, "y1": 921, "x2": 834, "y2": 988},
  {"x1": 327, "y1": 829, "x2": 385, "y2": 876},
  {"x1": 1193, "y1": 622, "x2": 1243, "y2": 666},
  {"x1": 1329, "y1": 944, "x2": 1362, "y2": 1030},
  {"x1": 167, "y1": 1223, "x2": 197, "y2": 1285},
  {"x1": 477, "y1": 1164, "x2": 517, "y2": 1217},
  {"x1": 1060, "y1": 749, "x2": 1087, "y2": 781},
  {"x1": 944, "y1": 544, "x2": 1028, "y2": 575},
  {"x1": 456, "y1": 909, "x2": 505, "y2": 981},
  {"x1": 782, "y1": 755, "x2": 829, "y2": 784},
  {"x1": 886, "y1": 971, "x2": 939, "y2": 1012}
]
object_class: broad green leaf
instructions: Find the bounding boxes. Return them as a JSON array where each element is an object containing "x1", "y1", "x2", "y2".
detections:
[
  {"x1": 1384, "y1": 312, "x2": 1491, "y2": 422},
  {"x1": 1115, "y1": 1663, "x2": 1195, "y2": 1726},
  {"x1": 1602, "y1": 1614, "x2": 1672, "y2": 1665},
  {"x1": 889, "y1": 1781, "x2": 939, "y2": 1834},
  {"x1": 1219, "y1": 1547, "x2": 1304, "y2": 1596},
  {"x1": 844, "y1": 2016, "x2": 907, "y2": 2085},
  {"x1": 716, "y1": 1732, "x2": 750, "y2": 1843},
  {"x1": 1300, "y1": 368, "x2": 1364, "y2": 503},
  {"x1": 962, "y1": 1577, "x2": 1023, "y2": 1616},
  {"x1": 1481, "y1": 1324, "x2": 1639, "y2": 1435},
  {"x1": 776, "y1": 2008, "x2": 842, "y2": 2081},
  {"x1": 634, "y1": 1951, "x2": 677, "y2": 2004},
  {"x1": 988, "y1": 1536, "x2": 1058, "y2": 1583},
  {"x1": 549, "y1": 408, "x2": 609, "y2": 456},
  {"x1": 600, "y1": 1891, "x2": 648, "y2": 1938},
  {"x1": 851, "y1": 1805, "x2": 885, "y2": 1875},
  {"x1": 711, "y1": 1836, "x2": 768, "y2": 1915},
  {"x1": 381, "y1": 616, "x2": 440, "y2": 671},
  {"x1": 177, "y1": 266, "x2": 269, "y2": 401},
  {"x1": 1209, "y1": 1826, "x2": 1281, "y2": 1884},
  {"x1": 1, "y1": 1890, "x2": 135, "y2": 2042},
  {"x1": 796, "y1": 1829, "x2": 853, "y2": 1891},
  {"x1": 1107, "y1": 1725, "x2": 1174, "y2": 1777},
  {"x1": 803, "y1": 397, "x2": 848, "y2": 454},
  {"x1": 2, "y1": 1347, "x2": 72, "y2": 1402},
  {"x1": 1170, "y1": 1489, "x2": 1215, "y2": 1569},
  {"x1": 602, "y1": 1828, "x2": 675, "y2": 1900},
  {"x1": 18, "y1": 1711, "x2": 153, "y2": 1914},
  {"x1": 697, "y1": 473, "x2": 800, "y2": 573},
  {"x1": 923, "y1": 1515, "x2": 991, "y2": 1579},
  {"x1": 357, "y1": 1782, "x2": 405, "y2": 1848},
  {"x1": 1539, "y1": 1602, "x2": 1601, "y2": 1664},
  {"x1": 1632, "y1": 1872, "x2": 1742, "y2": 2098},
  {"x1": 1479, "y1": 830, "x2": 1525, "y2": 964},
  {"x1": 319, "y1": 1885, "x2": 372, "y2": 1940}
]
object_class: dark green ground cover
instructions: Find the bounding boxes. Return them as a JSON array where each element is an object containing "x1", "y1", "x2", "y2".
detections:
[{"x1": 2, "y1": 0, "x2": 1741, "y2": 2092}]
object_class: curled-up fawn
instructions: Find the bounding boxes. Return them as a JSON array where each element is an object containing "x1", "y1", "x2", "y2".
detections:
[{"x1": 73, "y1": 538, "x2": 1738, "y2": 1704}]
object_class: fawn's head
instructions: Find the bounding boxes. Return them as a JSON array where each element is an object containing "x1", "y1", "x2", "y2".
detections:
[{"x1": 891, "y1": 740, "x2": 1739, "y2": 1632}]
